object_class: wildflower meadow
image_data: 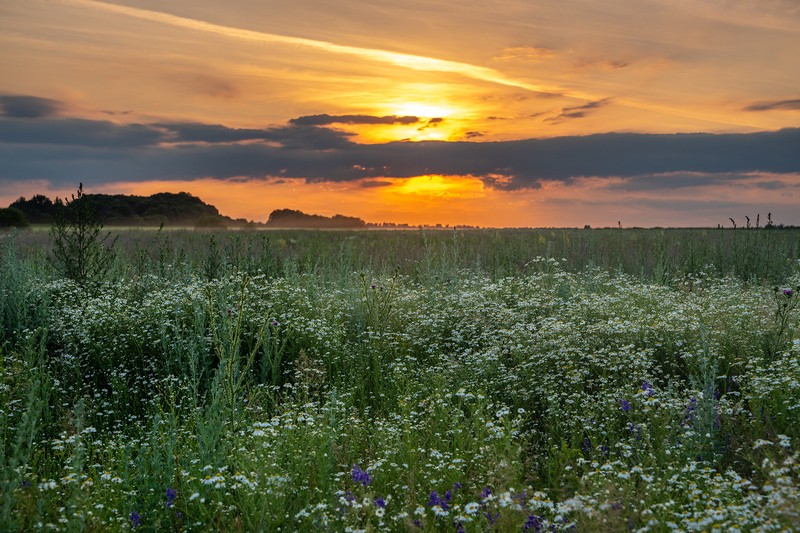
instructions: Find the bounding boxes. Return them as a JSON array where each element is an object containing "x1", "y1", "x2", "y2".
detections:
[{"x1": 1, "y1": 227, "x2": 799, "y2": 531}]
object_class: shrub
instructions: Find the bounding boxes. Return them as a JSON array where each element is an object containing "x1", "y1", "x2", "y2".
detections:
[
  {"x1": 0, "y1": 207, "x2": 29, "y2": 228},
  {"x1": 50, "y1": 183, "x2": 117, "y2": 284}
]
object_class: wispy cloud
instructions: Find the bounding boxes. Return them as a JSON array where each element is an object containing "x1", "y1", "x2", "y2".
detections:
[
  {"x1": 64, "y1": 0, "x2": 572, "y2": 96},
  {"x1": 494, "y1": 46, "x2": 556, "y2": 62},
  {"x1": 290, "y1": 114, "x2": 420, "y2": 126},
  {"x1": 745, "y1": 98, "x2": 800, "y2": 112},
  {"x1": 546, "y1": 98, "x2": 612, "y2": 123}
]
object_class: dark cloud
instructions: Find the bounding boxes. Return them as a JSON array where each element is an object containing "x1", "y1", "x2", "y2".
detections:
[
  {"x1": 753, "y1": 180, "x2": 797, "y2": 190},
  {"x1": 154, "y1": 122, "x2": 354, "y2": 149},
  {"x1": 154, "y1": 122, "x2": 270, "y2": 143},
  {"x1": 290, "y1": 114, "x2": 420, "y2": 126},
  {"x1": 547, "y1": 98, "x2": 612, "y2": 123},
  {"x1": 0, "y1": 117, "x2": 354, "y2": 150},
  {"x1": 0, "y1": 118, "x2": 164, "y2": 147},
  {"x1": 418, "y1": 117, "x2": 445, "y2": 131},
  {"x1": 1, "y1": 99, "x2": 799, "y2": 193},
  {"x1": 0, "y1": 95, "x2": 62, "y2": 118},
  {"x1": 259, "y1": 125, "x2": 355, "y2": 150},
  {"x1": 745, "y1": 98, "x2": 800, "y2": 111},
  {"x1": 358, "y1": 180, "x2": 392, "y2": 188},
  {"x1": 604, "y1": 172, "x2": 755, "y2": 192}
]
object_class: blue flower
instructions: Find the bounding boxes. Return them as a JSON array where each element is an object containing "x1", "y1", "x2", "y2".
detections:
[
  {"x1": 582, "y1": 437, "x2": 592, "y2": 453},
  {"x1": 166, "y1": 487, "x2": 177, "y2": 508},
  {"x1": 374, "y1": 496, "x2": 386, "y2": 508},
  {"x1": 524, "y1": 514, "x2": 543, "y2": 531},
  {"x1": 351, "y1": 464, "x2": 372, "y2": 486},
  {"x1": 129, "y1": 511, "x2": 141, "y2": 528},
  {"x1": 685, "y1": 397, "x2": 697, "y2": 423},
  {"x1": 641, "y1": 381, "x2": 655, "y2": 397},
  {"x1": 427, "y1": 491, "x2": 450, "y2": 510},
  {"x1": 618, "y1": 398, "x2": 631, "y2": 412}
]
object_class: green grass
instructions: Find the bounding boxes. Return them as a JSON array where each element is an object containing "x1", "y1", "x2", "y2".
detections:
[{"x1": 1, "y1": 227, "x2": 799, "y2": 531}]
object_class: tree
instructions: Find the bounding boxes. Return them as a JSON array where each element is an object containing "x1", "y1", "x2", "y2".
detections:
[
  {"x1": 0, "y1": 207, "x2": 29, "y2": 228},
  {"x1": 50, "y1": 183, "x2": 117, "y2": 284}
]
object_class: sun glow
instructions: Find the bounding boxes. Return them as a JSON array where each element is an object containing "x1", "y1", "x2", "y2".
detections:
[
  {"x1": 391, "y1": 102, "x2": 457, "y2": 119},
  {"x1": 385, "y1": 175, "x2": 486, "y2": 198},
  {"x1": 348, "y1": 99, "x2": 471, "y2": 142}
]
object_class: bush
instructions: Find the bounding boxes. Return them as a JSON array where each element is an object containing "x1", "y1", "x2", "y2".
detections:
[
  {"x1": 50, "y1": 183, "x2": 117, "y2": 284},
  {"x1": 0, "y1": 207, "x2": 29, "y2": 228}
]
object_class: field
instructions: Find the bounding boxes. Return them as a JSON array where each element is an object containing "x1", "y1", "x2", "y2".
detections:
[{"x1": 1, "y1": 227, "x2": 799, "y2": 531}]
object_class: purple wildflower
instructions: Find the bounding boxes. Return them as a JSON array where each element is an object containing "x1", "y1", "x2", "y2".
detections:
[
  {"x1": 166, "y1": 487, "x2": 177, "y2": 508},
  {"x1": 524, "y1": 514, "x2": 543, "y2": 532},
  {"x1": 351, "y1": 464, "x2": 372, "y2": 486},
  {"x1": 629, "y1": 423, "x2": 642, "y2": 440},
  {"x1": 428, "y1": 491, "x2": 450, "y2": 510},
  {"x1": 129, "y1": 511, "x2": 141, "y2": 528},
  {"x1": 480, "y1": 487, "x2": 492, "y2": 498},
  {"x1": 783, "y1": 288, "x2": 794, "y2": 297},
  {"x1": 486, "y1": 511, "x2": 499, "y2": 525},
  {"x1": 452, "y1": 482, "x2": 462, "y2": 491},
  {"x1": 582, "y1": 437, "x2": 592, "y2": 453},
  {"x1": 271, "y1": 319, "x2": 279, "y2": 327},
  {"x1": 374, "y1": 497, "x2": 386, "y2": 508},
  {"x1": 641, "y1": 381, "x2": 655, "y2": 397},
  {"x1": 685, "y1": 397, "x2": 697, "y2": 423},
  {"x1": 618, "y1": 398, "x2": 631, "y2": 412}
]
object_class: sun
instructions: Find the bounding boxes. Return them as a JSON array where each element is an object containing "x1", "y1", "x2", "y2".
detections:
[
  {"x1": 348, "y1": 101, "x2": 465, "y2": 142},
  {"x1": 391, "y1": 102, "x2": 457, "y2": 119},
  {"x1": 387, "y1": 175, "x2": 485, "y2": 198}
]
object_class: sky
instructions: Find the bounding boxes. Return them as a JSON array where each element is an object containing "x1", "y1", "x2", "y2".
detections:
[{"x1": 1, "y1": 0, "x2": 799, "y2": 227}]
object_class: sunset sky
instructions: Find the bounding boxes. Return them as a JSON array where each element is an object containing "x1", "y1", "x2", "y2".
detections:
[{"x1": 1, "y1": 0, "x2": 799, "y2": 227}]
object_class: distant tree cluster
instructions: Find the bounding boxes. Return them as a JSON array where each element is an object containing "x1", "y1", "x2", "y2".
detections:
[
  {"x1": 10, "y1": 191, "x2": 226, "y2": 226},
  {"x1": 266, "y1": 209, "x2": 366, "y2": 228},
  {"x1": 0, "y1": 207, "x2": 30, "y2": 228},
  {"x1": 7, "y1": 195, "x2": 59, "y2": 223}
]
